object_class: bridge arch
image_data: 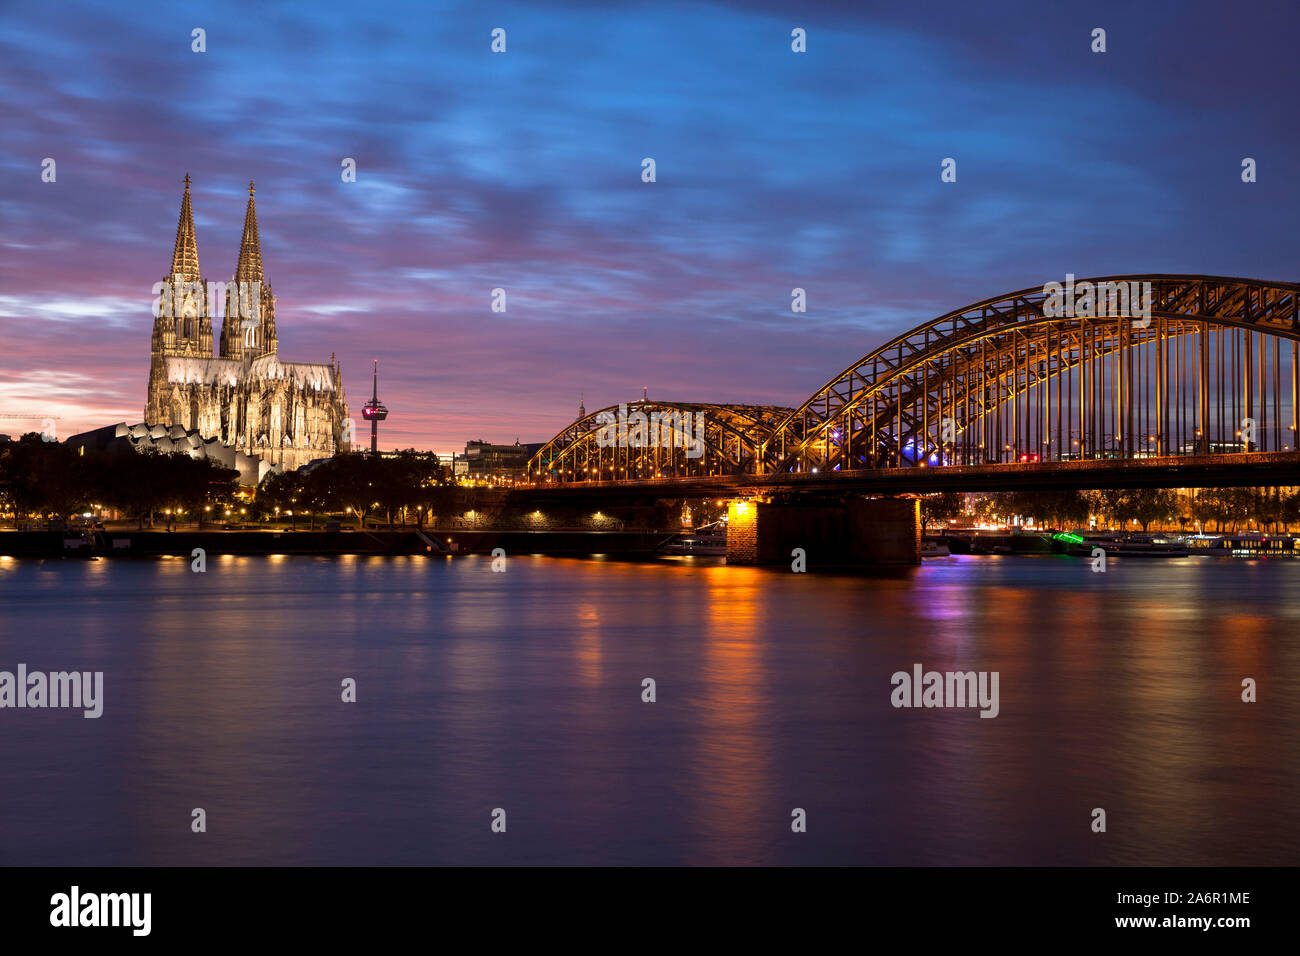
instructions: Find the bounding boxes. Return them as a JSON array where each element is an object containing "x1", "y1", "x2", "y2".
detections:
[
  {"x1": 527, "y1": 402, "x2": 793, "y2": 482},
  {"x1": 759, "y1": 275, "x2": 1300, "y2": 473}
]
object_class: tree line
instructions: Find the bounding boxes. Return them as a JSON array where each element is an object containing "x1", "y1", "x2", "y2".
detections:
[
  {"x1": 922, "y1": 487, "x2": 1300, "y2": 534},
  {"x1": 0, "y1": 434, "x2": 462, "y2": 531},
  {"x1": 257, "y1": 452, "x2": 460, "y2": 528},
  {"x1": 0, "y1": 433, "x2": 240, "y2": 528}
]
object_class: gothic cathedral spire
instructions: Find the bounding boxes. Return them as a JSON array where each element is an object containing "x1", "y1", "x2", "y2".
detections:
[
  {"x1": 149, "y1": 174, "x2": 214, "y2": 424},
  {"x1": 170, "y1": 173, "x2": 201, "y2": 280},
  {"x1": 235, "y1": 180, "x2": 264, "y2": 283},
  {"x1": 220, "y1": 180, "x2": 277, "y2": 360}
]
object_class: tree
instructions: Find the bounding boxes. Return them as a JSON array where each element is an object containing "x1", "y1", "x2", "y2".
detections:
[
  {"x1": 1084, "y1": 489, "x2": 1126, "y2": 529},
  {"x1": 299, "y1": 453, "x2": 399, "y2": 527},
  {"x1": 1027, "y1": 490, "x2": 1091, "y2": 530},
  {"x1": 259, "y1": 469, "x2": 306, "y2": 528},
  {"x1": 1219, "y1": 488, "x2": 1254, "y2": 532},
  {"x1": 1280, "y1": 488, "x2": 1300, "y2": 532},
  {"x1": 0, "y1": 433, "x2": 90, "y2": 526},
  {"x1": 1187, "y1": 489, "x2": 1217, "y2": 532},
  {"x1": 1120, "y1": 488, "x2": 1180, "y2": 531},
  {"x1": 1253, "y1": 487, "x2": 1287, "y2": 533},
  {"x1": 920, "y1": 492, "x2": 964, "y2": 533},
  {"x1": 158, "y1": 452, "x2": 239, "y2": 527},
  {"x1": 373, "y1": 453, "x2": 435, "y2": 526},
  {"x1": 90, "y1": 447, "x2": 239, "y2": 529}
]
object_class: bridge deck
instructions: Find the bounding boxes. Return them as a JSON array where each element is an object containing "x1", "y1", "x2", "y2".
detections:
[{"x1": 519, "y1": 451, "x2": 1300, "y2": 499}]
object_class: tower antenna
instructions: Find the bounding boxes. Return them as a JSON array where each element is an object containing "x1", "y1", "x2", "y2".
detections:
[{"x1": 361, "y1": 358, "x2": 389, "y2": 454}]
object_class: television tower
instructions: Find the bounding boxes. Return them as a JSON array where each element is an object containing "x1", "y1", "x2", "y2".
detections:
[{"x1": 361, "y1": 359, "x2": 389, "y2": 454}]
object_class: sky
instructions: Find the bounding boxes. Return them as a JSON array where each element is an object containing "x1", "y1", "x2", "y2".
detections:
[{"x1": 2, "y1": 0, "x2": 1298, "y2": 454}]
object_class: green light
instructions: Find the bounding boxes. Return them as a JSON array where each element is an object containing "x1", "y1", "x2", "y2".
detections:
[{"x1": 1053, "y1": 532, "x2": 1085, "y2": 544}]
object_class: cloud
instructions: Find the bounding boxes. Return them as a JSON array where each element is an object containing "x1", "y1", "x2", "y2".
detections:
[{"x1": 2, "y1": 0, "x2": 1298, "y2": 450}]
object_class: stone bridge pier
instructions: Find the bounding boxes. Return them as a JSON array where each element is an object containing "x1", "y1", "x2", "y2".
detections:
[{"x1": 725, "y1": 497, "x2": 920, "y2": 568}]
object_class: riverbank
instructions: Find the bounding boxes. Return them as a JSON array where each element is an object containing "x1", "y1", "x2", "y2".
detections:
[{"x1": 0, "y1": 529, "x2": 678, "y2": 558}]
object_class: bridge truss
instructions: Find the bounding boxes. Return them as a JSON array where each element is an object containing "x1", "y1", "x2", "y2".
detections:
[
  {"x1": 757, "y1": 276, "x2": 1300, "y2": 474},
  {"x1": 526, "y1": 276, "x2": 1300, "y2": 484},
  {"x1": 526, "y1": 402, "x2": 793, "y2": 482}
]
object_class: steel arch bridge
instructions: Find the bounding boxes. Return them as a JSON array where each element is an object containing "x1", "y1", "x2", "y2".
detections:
[
  {"x1": 527, "y1": 402, "x2": 794, "y2": 482},
  {"x1": 758, "y1": 275, "x2": 1300, "y2": 474},
  {"x1": 527, "y1": 276, "x2": 1300, "y2": 485}
]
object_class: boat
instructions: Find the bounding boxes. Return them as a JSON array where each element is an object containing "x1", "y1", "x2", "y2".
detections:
[
  {"x1": 1058, "y1": 530, "x2": 1188, "y2": 557},
  {"x1": 660, "y1": 532, "x2": 728, "y2": 556},
  {"x1": 1186, "y1": 532, "x2": 1300, "y2": 557},
  {"x1": 921, "y1": 539, "x2": 950, "y2": 557}
]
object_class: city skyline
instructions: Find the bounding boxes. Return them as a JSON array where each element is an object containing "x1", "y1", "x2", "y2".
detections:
[
  {"x1": 1, "y1": 0, "x2": 1298, "y2": 906},
  {"x1": 3, "y1": 0, "x2": 1299, "y2": 454}
]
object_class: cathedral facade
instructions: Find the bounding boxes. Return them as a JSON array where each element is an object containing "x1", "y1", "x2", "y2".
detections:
[{"x1": 145, "y1": 177, "x2": 350, "y2": 473}]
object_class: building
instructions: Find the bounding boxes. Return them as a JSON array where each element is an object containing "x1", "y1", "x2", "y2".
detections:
[
  {"x1": 144, "y1": 176, "x2": 349, "y2": 473},
  {"x1": 457, "y1": 440, "x2": 545, "y2": 478},
  {"x1": 66, "y1": 422, "x2": 270, "y2": 486}
]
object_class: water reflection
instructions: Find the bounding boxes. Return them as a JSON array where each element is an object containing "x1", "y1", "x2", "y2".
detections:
[{"x1": 0, "y1": 554, "x2": 1296, "y2": 865}]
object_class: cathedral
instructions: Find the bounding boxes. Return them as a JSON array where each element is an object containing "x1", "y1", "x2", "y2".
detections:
[{"x1": 145, "y1": 176, "x2": 350, "y2": 473}]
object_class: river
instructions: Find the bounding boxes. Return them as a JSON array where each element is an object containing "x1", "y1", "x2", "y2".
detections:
[{"x1": 0, "y1": 552, "x2": 1296, "y2": 865}]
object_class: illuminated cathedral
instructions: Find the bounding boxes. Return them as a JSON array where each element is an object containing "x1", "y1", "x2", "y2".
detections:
[{"x1": 144, "y1": 176, "x2": 350, "y2": 473}]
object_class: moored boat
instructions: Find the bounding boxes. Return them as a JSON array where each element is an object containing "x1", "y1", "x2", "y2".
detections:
[
  {"x1": 660, "y1": 532, "x2": 728, "y2": 556},
  {"x1": 1057, "y1": 530, "x2": 1188, "y2": 557},
  {"x1": 1186, "y1": 532, "x2": 1300, "y2": 557}
]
